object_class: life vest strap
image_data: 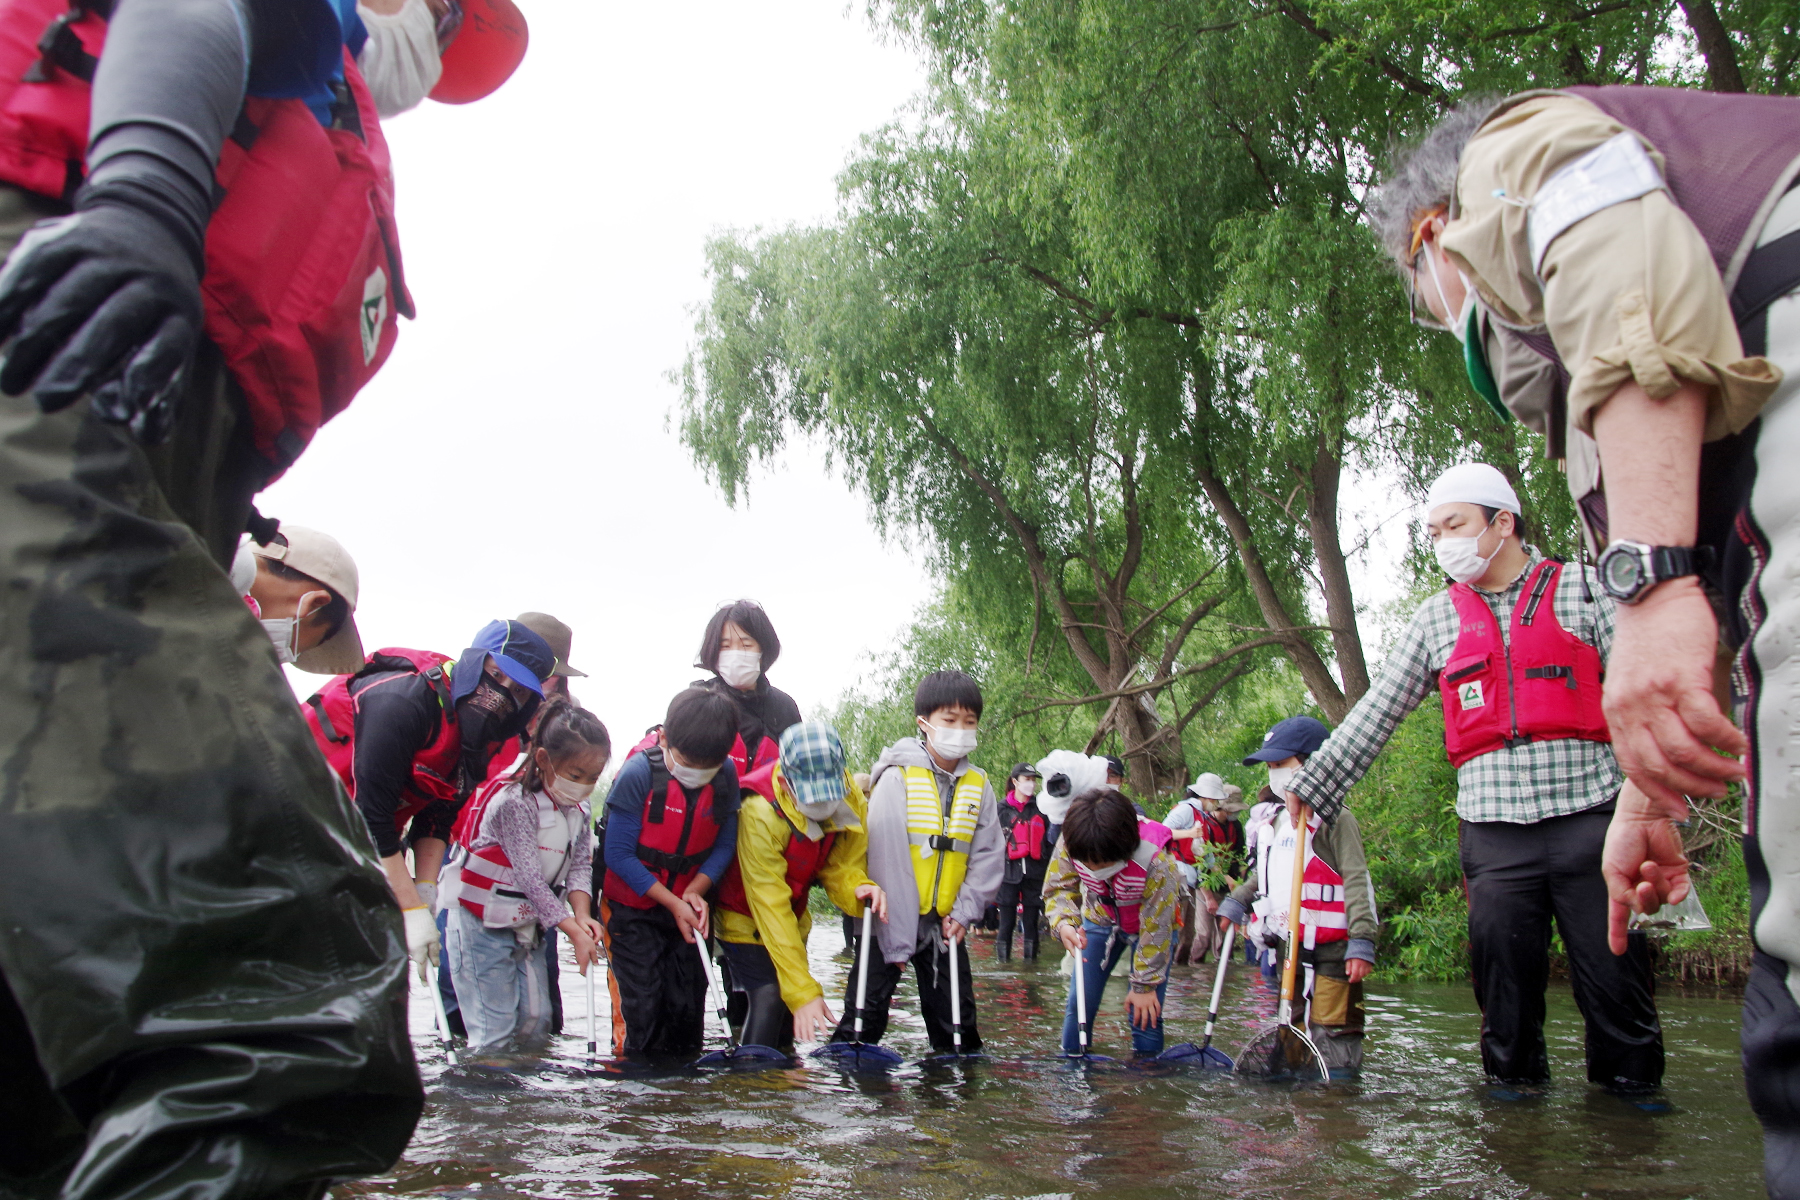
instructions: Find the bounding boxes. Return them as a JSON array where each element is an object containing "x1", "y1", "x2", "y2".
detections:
[
  {"x1": 1518, "y1": 562, "x2": 1558, "y2": 626},
  {"x1": 307, "y1": 694, "x2": 347, "y2": 744},
  {"x1": 909, "y1": 831, "x2": 971, "y2": 854},
  {"x1": 27, "y1": 8, "x2": 94, "y2": 84},
  {"x1": 1523, "y1": 664, "x2": 1577, "y2": 689},
  {"x1": 638, "y1": 845, "x2": 704, "y2": 877}
]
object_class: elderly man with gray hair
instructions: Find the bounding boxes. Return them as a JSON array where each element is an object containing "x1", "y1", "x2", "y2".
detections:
[
  {"x1": 1371, "y1": 85, "x2": 1800, "y2": 1182},
  {"x1": 1278, "y1": 462, "x2": 1659, "y2": 1095}
]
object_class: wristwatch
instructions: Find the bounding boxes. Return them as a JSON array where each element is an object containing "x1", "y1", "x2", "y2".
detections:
[{"x1": 1595, "y1": 541, "x2": 1713, "y2": 604}]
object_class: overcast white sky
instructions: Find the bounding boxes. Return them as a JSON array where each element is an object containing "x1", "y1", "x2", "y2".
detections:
[{"x1": 263, "y1": 0, "x2": 935, "y2": 735}]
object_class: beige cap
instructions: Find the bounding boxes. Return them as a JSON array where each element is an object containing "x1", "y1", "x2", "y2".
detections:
[
  {"x1": 255, "y1": 526, "x2": 364, "y2": 675},
  {"x1": 516, "y1": 611, "x2": 586, "y2": 677}
]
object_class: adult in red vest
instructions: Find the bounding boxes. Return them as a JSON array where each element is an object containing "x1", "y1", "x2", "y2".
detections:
[
  {"x1": 305, "y1": 618, "x2": 556, "y2": 980},
  {"x1": 995, "y1": 762, "x2": 1053, "y2": 961},
  {"x1": 1374, "y1": 90, "x2": 1800, "y2": 1174},
  {"x1": 0, "y1": 1, "x2": 512, "y2": 1192},
  {"x1": 1285, "y1": 463, "x2": 1662, "y2": 1096},
  {"x1": 692, "y1": 599, "x2": 802, "y2": 778}
]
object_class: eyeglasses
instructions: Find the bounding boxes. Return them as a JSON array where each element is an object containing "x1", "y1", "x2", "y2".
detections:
[{"x1": 1406, "y1": 249, "x2": 1452, "y2": 333}]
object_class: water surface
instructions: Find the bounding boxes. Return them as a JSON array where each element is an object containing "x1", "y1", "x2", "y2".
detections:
[{"x1": 358, "y1": 924, "x2": 1761, "y2": 1199}]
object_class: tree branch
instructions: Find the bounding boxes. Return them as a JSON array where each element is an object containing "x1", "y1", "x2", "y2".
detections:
[{"x1": 1012, "y1": 635, "x2": 1289, "y2": 717}]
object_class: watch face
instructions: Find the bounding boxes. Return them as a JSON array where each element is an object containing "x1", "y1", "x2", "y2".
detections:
[{"x1": 1603, "y1": 549, "x2": 1645, "y2": 596}]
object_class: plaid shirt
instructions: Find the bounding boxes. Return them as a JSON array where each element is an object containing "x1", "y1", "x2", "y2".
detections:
[{"x1": 1293, "y1": 549, "x2": 1624, "y2": 825}]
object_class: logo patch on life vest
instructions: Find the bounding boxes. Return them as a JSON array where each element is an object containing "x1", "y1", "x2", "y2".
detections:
[
  {"x1": 361, "y1": 266, "x2": 389, "y2": 364},
  {"x1": 1459, "y1": 680, "x2": 1485, "y2": 710}
]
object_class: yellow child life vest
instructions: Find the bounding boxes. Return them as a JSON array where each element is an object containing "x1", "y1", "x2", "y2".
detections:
[{"x1": 904, "y1": 763, "x2": 986, "y2": 915}]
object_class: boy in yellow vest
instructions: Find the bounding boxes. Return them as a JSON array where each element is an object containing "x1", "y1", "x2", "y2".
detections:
[
  {"x1": 715, "y1": 721, "x2": 886, "y2": 1052},
  {"x1": 828, "y1": 671, "x2": 1003, "y2": 1052}
]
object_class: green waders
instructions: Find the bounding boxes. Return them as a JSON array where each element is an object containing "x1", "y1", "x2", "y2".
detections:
[{"x1": 0, "y1": 186, "x2": 421, "y2": 1200}]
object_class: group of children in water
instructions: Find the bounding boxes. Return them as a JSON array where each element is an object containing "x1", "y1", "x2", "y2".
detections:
[{"x1": 428, "y1": 600, "x2": 1376, "y2": 1069}]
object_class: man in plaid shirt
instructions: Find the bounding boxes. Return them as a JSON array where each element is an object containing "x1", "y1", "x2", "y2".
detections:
[{"x1": 1288, "y1": 463, "x2": 1663, "y2": 1095}]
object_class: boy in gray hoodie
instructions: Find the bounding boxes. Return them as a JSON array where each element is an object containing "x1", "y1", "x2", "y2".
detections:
[{"x1": 828, "y1": 671, "x2": 1004, "y2": 1052}]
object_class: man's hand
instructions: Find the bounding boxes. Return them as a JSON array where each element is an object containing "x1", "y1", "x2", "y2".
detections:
[
  {"x1": 1603, "y1": 780, "x2": 1693, "y2": 955},
  {"x1": 792, "y1": 996, "x2": 836, "y2": 1043},
  {"x1": 855, "y1": 883, "x2": 888, "y2": 923},
  {"x1": 1058, "y1": 923, "x2": 1086, "y2": 953},
  {"x1": 1606, "y1": 580, "x2": 1746, "y2": 806},
  {"x1": 942, "y1": 916, "x2": 966, "y2": 944},
  {"x1": 1124, "y1": 990, "x2": 1161, "y2": 1030},
  {"x1": 0, "y1": 204, "x2": 201, "y2": 440},
  {"x1": 1345, "y1": 958, "x2": 1372, "y2": 984}
]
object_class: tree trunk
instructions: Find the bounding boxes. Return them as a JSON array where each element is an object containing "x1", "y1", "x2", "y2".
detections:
[
  {"x1": 1306, "y1": 438, "x2": 1369, "y2": 705},
  {"x1": 1677, "y1": 0, "x2": 1746, "y2": 93},
  {"x1": 1194, "y1": 462, "x2": 1350, "y2": 722}
]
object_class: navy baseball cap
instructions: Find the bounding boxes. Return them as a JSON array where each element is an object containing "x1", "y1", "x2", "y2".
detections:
[
  {"x1": 1242, "y1": 715, "x2": 1331, "y2": 765},
  {"x1": 1102, "y1": 755, "x2": 1125, "y2": 777},
  {"x1": 455, "y1": 619, "x2": 555, "y2": 701}
]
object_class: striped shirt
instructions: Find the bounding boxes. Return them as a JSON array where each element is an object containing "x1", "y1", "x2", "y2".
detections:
[{"x1": 1292, "y1": 549, "x2": 1624, "y2": 825}]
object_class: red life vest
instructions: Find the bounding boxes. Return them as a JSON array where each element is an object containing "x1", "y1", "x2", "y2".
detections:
[
  {"x1": 303, "y1": 648, "x2": 461, "y2": 836},
  {"x1": 1298, "y1": 846, "x2": 1348, "y2": 945},
  {"x1": 1005, "y1": 798, "x2": 1047, "y2": 862},
  {"x1": 1438, "y1": 560, "x2": 1610, "y2": 767},
  {"x1": 600, "y1": 742, "x2": 726, "y2": 911},
  {"x1": 715, "y1": 761, "x2": 837, "y2": 921},
  {"x1": 728, "y1": 730, "x2": 778, "y2": 779},
  {"x1": 455, "y1": 783, "x2": 586, "y2": 927},
  {"x1": 0, "y1": 0, "x2": 412, "y2": 477},
  {"x1": 1071, "y1": 819, "x2": 1172, "y2": 936}
]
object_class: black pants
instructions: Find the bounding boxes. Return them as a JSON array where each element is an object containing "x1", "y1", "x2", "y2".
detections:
[
  {"x1": 829, "y1": 924, "x2": 980, "y2": 1052},
  {"x1": 1461, "y1": 807, "x2": 1663, "y2": 1089},
  {"x1": 718, "y1": 941, "x2": 794, "y2": 1052},
  {"x1": 996, "y1": 876, "x2": 1044, "y2": 955},
  {"x1": 599, "y1": 898, "x2": 705, "y2": 1058}
]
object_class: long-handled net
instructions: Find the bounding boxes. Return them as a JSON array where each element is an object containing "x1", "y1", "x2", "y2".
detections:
[
  {"x1": 1235, "y1": 815, "x2": 1329, "y2": 1082},
  {"x1": 923, "y1": 931, "x2": 984, "y2": 1063},
  {"x1": 814, "y1": 902, "x2": 905, "y2": 1069},
  {"x1": 693, "y1": 935, "x2": 791, "y2": 1068}
]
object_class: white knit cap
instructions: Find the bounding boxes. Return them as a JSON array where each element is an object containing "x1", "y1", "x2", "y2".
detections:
[{"x1": 1424, "y1": 463, "x2": 1521, "y2": 518}]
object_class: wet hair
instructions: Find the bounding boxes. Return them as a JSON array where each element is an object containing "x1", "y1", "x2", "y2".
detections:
[
  {"x1": 519, "y1": 699, "x2": 611, "y2": 793},
  {"x1": 697, "y1": 600, "x2": 781, "y2": 674},
  {"x1": 1060, "y1": 788, "x2": 1140, "y2": 865},
  {"x1": 1368, "y1": 97, "x2": 1502, "y2": 271},
  {"x1": 914, "y1": 670, "x2": 984, "y2": 720},
  {"x1": 1477, "y1": 504, "x2": 1528, "y2": 542},
  {"x1": 261, "y1": 556, "x2": 350, "y2": 641},
  {"x1": 663, "y1": 686, "x2": 739, "y2": 768}
]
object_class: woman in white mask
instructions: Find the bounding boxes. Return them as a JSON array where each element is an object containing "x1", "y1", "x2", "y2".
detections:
[
  {"x1": 692, "y1": 600, "x2": 803, "y2": 778},
  {"x1": 443, "y1": 699, "x2": 609, "y2": 1058}
]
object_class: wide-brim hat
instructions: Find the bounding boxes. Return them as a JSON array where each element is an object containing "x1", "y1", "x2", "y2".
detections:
[{"x1": 515, "y1": 611, "x2": 586, "y2": 677}]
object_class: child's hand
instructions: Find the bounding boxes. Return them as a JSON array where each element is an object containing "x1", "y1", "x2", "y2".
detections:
[
  {"x1": 792, "y1": 996, "x2": 836, "y2": 1043},
  {"x1": 855, "y1": 884, "x2": 888, "y2": 922},
  {"x1": 577, "y1": 915, "x2": 603, "y2": 946},
  {"x1": 942, "y1": 916, "x2": 966, "y2": 943},
  {"x1": 568, "y1": 926, "x2": 601, "y2": 974},
  {"x1": 1124, "y1": 990, "x2": 1161, "y2": 1030},
  {"x1": 665, "y1": 895, "x2": 704, "y2": 943},
  {"x1": 1346, "y1": 958, "x2": 1372, "y2": 983},
  {"x1": 681, "y1": 888, "x2": 711, "y2": 938},
  {"x1": 1058, "y1": 924, "x2": 1086, "y2": 953}
]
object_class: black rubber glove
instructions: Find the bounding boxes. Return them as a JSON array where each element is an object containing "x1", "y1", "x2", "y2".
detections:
[{"x1": 0, "y1": 191, "x2": 202, "y2": 436}]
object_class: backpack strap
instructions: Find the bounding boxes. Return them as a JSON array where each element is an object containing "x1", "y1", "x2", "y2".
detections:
[
  {"x1": 645, "y1": 746, "x2": 670, "y2": 824},
  {"x1": 306, "y1": 694, "x2": 347, "y2": 743}
]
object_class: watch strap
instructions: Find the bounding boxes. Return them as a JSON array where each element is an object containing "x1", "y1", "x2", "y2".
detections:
[{"x1": 1648, "y1": 544, "x2": 1716, "y2": 583}]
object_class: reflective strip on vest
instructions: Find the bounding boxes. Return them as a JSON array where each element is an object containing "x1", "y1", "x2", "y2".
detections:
[
  {"x1": 904, "y1": 764, "x2": 985, "y2": 915},
  {"x1": 1299, "y1": 848, "x2": 1348, "y2": 944},
  {"x1": 1072, "y1": 836, "x2": 1162, "y2": 936}
]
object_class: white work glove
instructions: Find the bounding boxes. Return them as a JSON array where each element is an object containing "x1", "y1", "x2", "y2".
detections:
[
  {"x1": 415, "y1": 880, "x2": 438, "y2": 913},
  {"x1": 402, "y1": 905, "x2": 440, "y2": 983}
]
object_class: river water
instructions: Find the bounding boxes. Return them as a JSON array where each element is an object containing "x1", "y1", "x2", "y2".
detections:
[{"x1": 357, "y1": 924, "x2": 1762, "y2": 1200}]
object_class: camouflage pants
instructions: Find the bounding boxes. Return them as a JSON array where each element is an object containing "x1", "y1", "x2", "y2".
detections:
[{"x1": 0, "y1": 187, "x2": 420, "y2": 1200}]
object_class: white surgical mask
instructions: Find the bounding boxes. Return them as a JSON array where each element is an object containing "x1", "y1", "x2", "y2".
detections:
[
  {"x1": 666, "y1": 750, "x2": 720, "y2": 790},
  {"x1": 919, "y1": 720, "x2": 978, "y2": 761},
  {"x1": 547, "y1": 771, "x2": 595, "y2": 806},
  {"x1": 357, "y1": 0, "x2": 444, "y2": 118},
  {"x1": 716, "y1": 648, "x2": 762, "y2": 690},
  {"x1": 1086, "y1": 860, "x2": 1127, "y2": 881},
  {"x1": 1266, "y1": 765, "x2": 1298, "y2": 794},
  {"x1": 261, "y1": 616, "x2": 300, "y2": 666},
  {"x1": 1434, "y1": 517, "x2": 1500, "y2": 584},
  {"x1": 230, "y1": 542, "x2": 259, "y2": 595},
  {"x1": 1423, "y1": 247, "x2": 1478, "y2": 345},
  {"x1": 1016, "y1": 779, "x2": 1037, "y2": 797}
]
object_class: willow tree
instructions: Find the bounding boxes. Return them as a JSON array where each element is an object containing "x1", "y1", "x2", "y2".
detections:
[{"x1": 680, "y1": 104, "x2": 1279, "y2": 796}]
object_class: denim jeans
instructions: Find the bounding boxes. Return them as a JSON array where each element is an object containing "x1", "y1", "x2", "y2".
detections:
[
  {"x1": 446, "y1": 907, "x2": 554, "y2": 1054},
  {"x1": 1060, "y1": 920, "x2": 1169, "y2": 1057}
]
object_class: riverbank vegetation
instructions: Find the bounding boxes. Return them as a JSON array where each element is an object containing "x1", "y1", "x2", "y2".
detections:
[{"x1": 681, "y1": 0, "x2": 1793, "y2": 979}]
